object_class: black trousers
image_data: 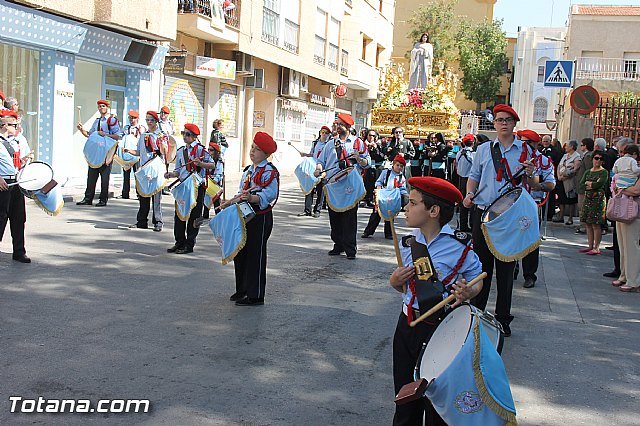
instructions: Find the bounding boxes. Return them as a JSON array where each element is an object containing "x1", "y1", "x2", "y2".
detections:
[
  {"x1": 363, "y1": 168, "x2": 377, "y2": 203},
  {"x1": 522, "y1": 248, "x2": 539, "y2": 282},
  {"x1": 471, "y1": 208, "x2": 515, "y2": 325},
  {"x1": 0, "y1": 183, "x2": 26, "y2": 256},
  {"x1": 122, "y1": 163, "x2": 138, "y2": 198},
  {"x1": 136, "y1": 192, "x2": 162, "y2": 227},
  {"x1": 234, "y1": 211, "x2": 273, "y2": 299},
  {"x1": 173, "y1": 186, "x2": 204, "y2": 249},
  {"x1": 612, "y1": 221, "x2": 621, "y2": 272},
  {"x1": 410, "y1": 165, "x2": 423, "y2": 178},
  {"x1": 202, "y1": 197, "x2": 221, "y2": 219},
  {"x1": 84, "y1": 164, "x2": 112, "y2": 203},
  {"x1": 457, "y1": 176, "x2": 471, "y2": 231},
  {"x1": 328, "y1": 205, "x2": 358, "y2": 256},
  {"x1": 303, "y1": 182, "x2": 325, "y2": 214},
  {"x1": 393, "y1": 313, "x2": 446, "y2": 426},
  {"x1": 430, "y1": 169, "x2": 445, "y2": 180},
  {"x1": 363, "y1": 210, "x2": 391, "y2": 237}
]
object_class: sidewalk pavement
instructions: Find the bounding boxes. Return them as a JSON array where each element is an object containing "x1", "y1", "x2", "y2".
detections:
[{"x1": 1, "y1": 180, "x2": 639, "y2": 425}]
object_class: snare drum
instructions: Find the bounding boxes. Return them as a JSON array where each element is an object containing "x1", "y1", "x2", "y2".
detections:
[
  {"x1": 15, "y1": 161, "x2": 56, "y2": 200},
  {"x1": 171, "y1": 173, "x2": 203, "y2": 221},
  {"x1": 203, "y1": 178, "x2": 223, "y2": 209},
  {"x1": 209, "y1": 203, "x2": 248, "y2": 265},
  {"x1": 83, "y1": 132, "x2": 118, "y2": 168},
  {"x1": 415, "y1": 304, "x2": 503, "y2": 385},
  {"x1": 323, "y1": 167, "x2": 365, "y2": 212},
  {"x1": 114, "y1": 134, "x2": 140, "y2": 171},
  {"x1": 481, "y1": 188, "x2": 540, "y2": 262},
  {"x1": 294, "y1": 157, "x2": 320, "y2": 195},
  {"x1": 135, "y1": 156, "x2": 167, "y2": 197}
]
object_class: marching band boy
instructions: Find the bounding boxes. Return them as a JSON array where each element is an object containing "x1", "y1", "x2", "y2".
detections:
[
  {"x1": 389, "y1": 176, "x2": 482, "y2": 425},
  {"x1": 361, "y1": 154, "x2": 408, "y2": 239}
]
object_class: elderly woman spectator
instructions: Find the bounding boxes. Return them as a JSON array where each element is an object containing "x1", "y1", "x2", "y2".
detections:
[
  {"x1": 577, "y1": 152, "x2": 608, "y2": 255},
  {"x1": 554, "y1": 140, "x2": 582, "y2": 225},
  {"x1": 575, "y1": 138, "x2": 595, "y2": 233},
  {"x1": 613, "y1": 172, "x2": 640, "y2": 292}
]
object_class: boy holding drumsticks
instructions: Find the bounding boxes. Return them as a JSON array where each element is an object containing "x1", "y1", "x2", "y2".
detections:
[{"x1": 390, "y1": 176, "x2": 483, "y2": 425}]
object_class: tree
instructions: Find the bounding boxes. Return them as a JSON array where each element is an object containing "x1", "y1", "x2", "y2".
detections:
[
  {"x1": 406, "y1": 0, "x2": 459, "y2": 70},
  {"x1": 456, "y1": 19, "x2": 508, "y2": 109}
]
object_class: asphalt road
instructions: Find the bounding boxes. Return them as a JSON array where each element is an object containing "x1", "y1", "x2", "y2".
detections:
[{"x1": 1, "y1": 182, "x2": 639, "y2": 425}]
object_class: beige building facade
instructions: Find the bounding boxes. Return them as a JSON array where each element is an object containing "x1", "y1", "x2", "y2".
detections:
[{"x1": 174, "y1": 0, "x2": 395, "y2": 176}]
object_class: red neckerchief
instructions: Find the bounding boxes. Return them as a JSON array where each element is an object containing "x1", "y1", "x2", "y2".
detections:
[
  {"x1": 144, "y1": 134, "x2": 157, "y2": 152},
  {"x1": 186, "y1": 144, "x2": 201, "y2": 173},
  {"x1": 495, "y1": 140, "x2": 531, "y2": 186},
  {"x1": 393, "y1": 174, "x2": 404, "y2": 188},
  {"x1": 129, "y1": 125, "x2": 142, "y2": 138}
]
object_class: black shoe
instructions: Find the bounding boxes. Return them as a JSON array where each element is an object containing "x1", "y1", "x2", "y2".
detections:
[
  {"x1": 153, "y1": 224, "x2": 162, "y2": 232},
  {"x1": 604, "y1": 246, "x2": 614, "y2": 251},
  {"x1": 523, "y1": 278, "x2": 535, "y2": 288},
  {"x1": 12, "y1": 254, "x2": 31, "y2": 263},
  {"x1": 385, "y1": 235, "x2": 393, "y2": 240},
  {"x1": 235, "y1": 297, "x2": 264, "y2": 306},
  {"x1": 229, "y1": 292, "x2": 247, "y2": 302},
  {"x1": 120, "y1": 195, "x2": 130, "y2": 199},
  {"x1": 603, "y1": 271, "x2": 621, "y2": 278},
  {"x1": 95, "y1": 201, "x2": 107, "y2": 207},
  {"x1": 76, "y1": 199, "x2": 92, "y2": 206},
  {"x1": 175, "y1": 247, "x2": 193, "y2": 254},
  {"x1": 129, "y1": 223, "x2": 148, "y2": 229},
  {"x1": 360, "y1": 233, "x2": 371, "y2": 239},
  {"x1": 346, "y1": 254, "x2": 356, "y2": 260},
  {"x1": 501, "y1": 323, "x2": 511, "y2": 337},
  {"x1": 297, "y1": 211, "x2": 312, "y2": 217},
  {"x1": 328, "y1": 249, "x2": 343, "y2": 256},
  {"x1": 312, "y1": 211, "x2": 321, "y2": 218},
  {"x1": 167, "y1": 245, "x2": 181, "y2": 253}
]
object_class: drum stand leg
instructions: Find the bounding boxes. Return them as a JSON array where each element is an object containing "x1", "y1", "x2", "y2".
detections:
[{"x1": 541, "y1": 200, "x2": 555, "y2": 241}]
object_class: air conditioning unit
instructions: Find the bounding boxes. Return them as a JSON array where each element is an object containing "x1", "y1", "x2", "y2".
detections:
[
  {"x1": 235, "y1": 51, "x2": 254, "y2": 75},
  {"x1": 245, "y1": 69, "x2": 265, "y2": 89},
  {"x1": 299, "y1": 73, "x2": 309, "y2": 92},
  {"x1": 280, "y1": 67, "x2": 300, "y2": 98}
]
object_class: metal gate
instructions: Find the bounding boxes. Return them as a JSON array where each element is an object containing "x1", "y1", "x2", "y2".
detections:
[{"x1": 593, "y1": 97, "x2": 640, "y2": 144}]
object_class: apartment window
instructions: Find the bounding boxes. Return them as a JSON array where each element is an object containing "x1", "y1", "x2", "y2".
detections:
[
  {"x1": 327, "y1": 17, "x2": 340, "y2": 71},
  {"x1": 376, "y1": 46, "x2": 384, "y2": 68},
  {"x1": 537, "y1": 65, "x2": 545, "y2": 83},
  {"x1": 362, "y1": 35, "x2": 371, "y2": 62},
  {"x1": 341, "y1": 49, "x2": 349, "y2": 76},
  {"x1": 284, "y1": 19, "x2": 300, "y2": 54},
  {"x1": 624, "y1": 60, "x2": 637, "y2": 78},
  {"x1": 262, "y1": 1, "x2": 280, "y2": 45},
  {"x1": 533, "y1": 97, "x2": 548, "y2": 123},
  {"x1": 315, "y1": 9, "x2": 327, "y2": 65}
]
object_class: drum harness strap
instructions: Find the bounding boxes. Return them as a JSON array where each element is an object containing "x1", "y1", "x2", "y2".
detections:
[
  {"x1": 404, "y1": 235, "x2": 472, "y2": 326},
  {"x1": 242, "y1": 162, "x2": 280, "y2": 215},
  {"x1": 0, "y1": 137, "x2": 20, "y2": 169},
  {"x1": 382, "y1": 169, "x2": 405, "y2": 189}
]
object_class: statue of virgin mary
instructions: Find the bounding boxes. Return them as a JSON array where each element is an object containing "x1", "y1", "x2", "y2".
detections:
[{"x1": 409, "y1": 33, "x2": 433, "y2": 90}]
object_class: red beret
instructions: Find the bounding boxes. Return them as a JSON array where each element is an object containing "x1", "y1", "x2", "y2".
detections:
[
  {"x1": 336, "y1": 113, "x2": 354, "y2": 127},
  {"x1": 97, "y1": 99, "x2": 110, "y2": 107},
  {"x1": 462, "y1": 134, "x2": 475, "y2": 143},
  {"x1": 208, "y1": 142, "x2": 221, "y2": 152},
  {"x1": 146, "y1": 111, "x2": 159, "y2": 121},
  {"x1": 321, "y1": 125, "x2": 331, "y2": 133},
  {"x1": 128, "y1": 110, "x2": 139, "y2": 118},
  {"x1": 0, "y1": 90, "x2": 5, "y2": 101},
  {"x1": 517, "y1": 130, "x2": 540, "y2": 143},
  {"x1": 408, "y1": 176, "x2": 463, "y2": 205},
  {"x1": 393, "y1": 154, "x2": 406, "y2": 166},
  {"x1": 1, "y1": 110, "x2": 18, "y2": 119},
  {"x1": 493, "y1": 104, "x2": 519, "y2": 122},
  {"x1": 254, "y1": 131, "x2": 277, "y2": 155},
  {"x1": 184, "y1": 123, "x2": 200, "y2": 136},
  {"x1": 160, "y1": 106, "x2": 170, "y2": 114}
]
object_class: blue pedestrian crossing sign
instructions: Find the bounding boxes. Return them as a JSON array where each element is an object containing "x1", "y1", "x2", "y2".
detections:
[{"x1": 544, "y1": 60, "x2": 574, "y2": 88}]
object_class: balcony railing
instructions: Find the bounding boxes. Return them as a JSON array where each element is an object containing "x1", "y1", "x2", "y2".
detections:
[
  {"x1": 177, "y1": 0, "x2": 241, "y2": 29},
  {"x1": 576, "y1": 57, "x2": 640, "y2": 81},
  {"x1": 328, "y1": 44, "x2": 339, "y2": 71},
  {"x1": 262, "y1": 7, "x2": 280, "y2": 45},
  {"x1": 314, "y1": 36, "x2": 325, "y2": 65}
]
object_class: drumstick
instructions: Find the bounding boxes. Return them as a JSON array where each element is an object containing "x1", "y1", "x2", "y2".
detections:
[
  {"x1": 7, "y1": 178, "x2": 38, "y2": 187},
  {"x1": 388, "y1": 213, "x2": 407, "y2": 294},
  {"x1": 76, "y1": 106, "x2": 82, "y2": 124},
  {"x1": 288, "y1": 141, "x2": 305, "y2": 156},
  {"x1": 409, "y1": 272, "x2": 487, "y2": 327}
]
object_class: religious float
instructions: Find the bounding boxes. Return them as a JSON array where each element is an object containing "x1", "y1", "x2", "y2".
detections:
[{"x1": 370, "y1": 63, "x2": 460, "y2": 139}]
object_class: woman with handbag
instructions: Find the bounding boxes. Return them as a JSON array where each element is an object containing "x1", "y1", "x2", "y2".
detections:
[
  {"x1": 612, "y1": 175, "x2": 640, "y2": 292},
  {"x1": 578, "y1": 154, "x2": 609, "y2": 255},
  {"x1": 555, "y1": 140, "x2": 582, "y2": 224}
]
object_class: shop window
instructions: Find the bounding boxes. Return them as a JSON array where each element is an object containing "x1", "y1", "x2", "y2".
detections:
[{"x1": 105, "y1": 68, "x2": 127, "y2": 87}]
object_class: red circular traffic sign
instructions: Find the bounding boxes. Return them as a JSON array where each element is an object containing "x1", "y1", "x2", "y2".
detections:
[
  {"x1": 570, "y1": 85, "x2": 600, "y2": 115},
  {"x1": 335, "y1": 84, "x2": 348, "y2": 98}
]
